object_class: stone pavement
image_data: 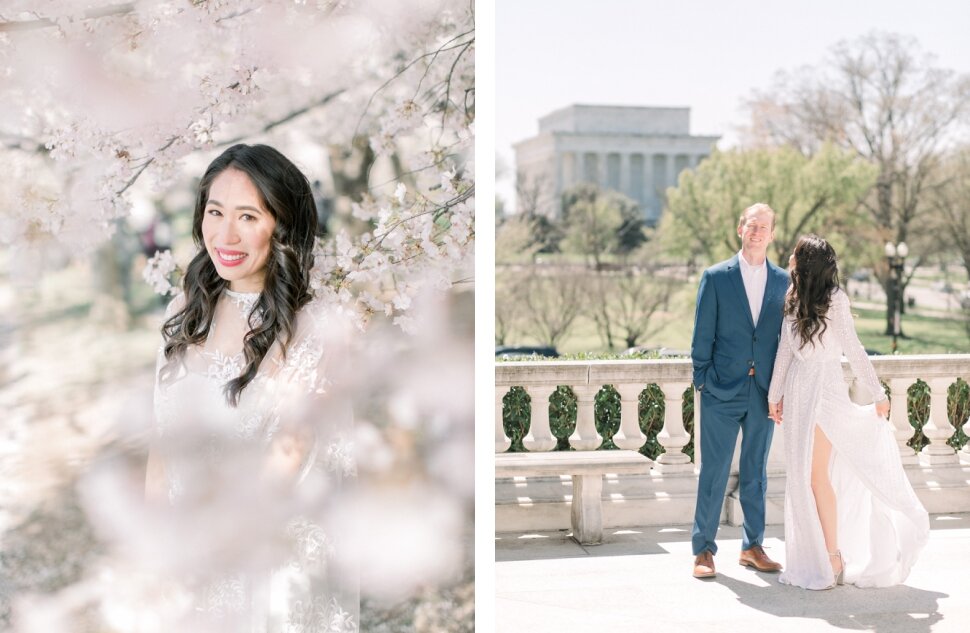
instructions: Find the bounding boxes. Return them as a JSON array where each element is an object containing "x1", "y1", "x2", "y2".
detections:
[{"x1": 496, "y1": 513, "x2": 970, "y2": 633}]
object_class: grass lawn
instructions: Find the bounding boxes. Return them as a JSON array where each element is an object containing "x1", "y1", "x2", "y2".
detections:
[
  {"x1": 852, "y1": 306, "x2": 970, "y2": 355},
  {"x1": 506, "y1": 289, "x2": 970, "y2": 356}
]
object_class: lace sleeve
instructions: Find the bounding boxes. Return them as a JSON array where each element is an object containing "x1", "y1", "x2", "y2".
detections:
[
  {"x1": 267, "y1": 302, "x2": 359, "y2": 628},
  {"x1": 147, "y1": 293, "x2": 184, "y2": 500},
  {"x1": 832, "y1": 290, "x2": 887, "y2": 403},
  {"x1": 768, "y1": 319, "x2": 793, "y2": 405},
  {"x1": 266, "y1": 300, "x2": 356, "y2": 483}
]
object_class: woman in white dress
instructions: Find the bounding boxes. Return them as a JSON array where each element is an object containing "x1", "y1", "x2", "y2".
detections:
[
  {"x1": 146, "y1": 144, "x2": 358, "y2": 632},
  {"x1": 767, "y1": 234, "x2": 929, "y2": 591}
]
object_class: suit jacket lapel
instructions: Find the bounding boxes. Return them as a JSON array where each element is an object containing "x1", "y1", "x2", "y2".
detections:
[
  {"x1": 755, "y1": 264, "x2": 783, "y2": 332},
  {"x1": 727, "y1": 255, "x2": 755, "y2": 331}
]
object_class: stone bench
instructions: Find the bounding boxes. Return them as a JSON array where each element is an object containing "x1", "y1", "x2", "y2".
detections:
[{"x1": 495, "y1": 450, "x2": 652, "y2": 545}]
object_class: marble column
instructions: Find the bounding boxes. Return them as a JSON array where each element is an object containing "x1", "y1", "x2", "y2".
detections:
[
  {"x1": 666, "y1": 154, "x2": 677, "y2": 189},
  {"x1": 619, "y1": 152, "x2": 631, "y2": 199},
  {"x1": 554, "y1": 152, "x2": 564, "y2": 201}
]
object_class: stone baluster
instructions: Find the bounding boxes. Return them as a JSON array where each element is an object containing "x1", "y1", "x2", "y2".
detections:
[
  {"x1": 523, "y1": 384, "x2": 557, "y2": 452},
  {"x1": 495, "y1": 388, "x2": 510, "y2": 453},
  {"x1": 569, "y1": 385, "x2": 601, "y2": 450},
  {"x1": 845, "y1": 376, "x2": 860, "y2": 403},
  {"x1": 919, "y1": 377, "x2": 958, "y2": 465},
  {"x1": 889, "y1": 378, "x2": 917, "y2": 465},
  {"x1": 613, "y1": 383, "x2": 647, "y2": 451},
  {"x1": 655, "y1": 381, "x2": 693, "y2": 472}
]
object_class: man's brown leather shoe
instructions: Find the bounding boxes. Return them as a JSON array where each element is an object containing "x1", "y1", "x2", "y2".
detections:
[
  {"x1": 693, "y1": 550, "x2": 716, "y2": 578},
  {"x1": 739, "y1": 545, "x2": 782, "y2": 572}
]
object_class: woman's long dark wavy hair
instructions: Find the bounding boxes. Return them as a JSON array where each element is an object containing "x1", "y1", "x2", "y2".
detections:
[
  {"x1": 161, "y1": 144, "x2": 317, "y2": 406},
  {"x1": 785, "y1": 234, "x2": 841, "y2": 349}
]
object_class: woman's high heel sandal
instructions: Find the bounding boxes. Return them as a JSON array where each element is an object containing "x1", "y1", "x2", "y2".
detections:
[{"x1": 828, "y1": 551, "x2": 845, "y2": 586}]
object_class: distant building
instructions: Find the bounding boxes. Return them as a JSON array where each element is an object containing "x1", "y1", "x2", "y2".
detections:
[{"x1": 513, "y1": 104, "x2": 719, "y2": 224}]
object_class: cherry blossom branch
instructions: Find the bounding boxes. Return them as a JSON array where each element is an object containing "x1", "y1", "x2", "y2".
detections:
[
  {"x1": 371, "y1": 184, "x2": 473, "y2": 251},
  {"x1": 216, "y1": 89, "x2": 346, "y2": 148},
  {"x1": 116, "y1": 136, "x2": 179, "y2": 195},
  {"x1": 352, "y1": 28, "x2": 475, "y2": 138},
  {"x1": 367, "y1": 139, "x2": 466, "y2": 191},
  {"x1": 0, "y1": 3, "x2": 135, "y2": 32}
]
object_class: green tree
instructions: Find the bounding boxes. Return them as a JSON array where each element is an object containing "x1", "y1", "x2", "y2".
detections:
[
  {"x1": 561, "y1": 183, "x2": 645, "y2": 269},
  {"x1": 662, "y1": 145, "x2": 875, "y2": 267}
]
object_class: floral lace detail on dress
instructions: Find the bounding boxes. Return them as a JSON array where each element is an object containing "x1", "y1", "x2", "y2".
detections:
[
  {"x1": 204, "y1": 349, "x2": 246, "y2": 383},
  {"x1": 286, "y1": 517, "x2": 336, "y2": 573},
  {"x1": 275, "y1": 334, "x2": 327, "y2": 394},
  {"x1": 324, "y1": 438, "x2": 356, "y2": 478},
  {"x1": 200, "y1": 574, "x2": 247, "y2": 616},
  {"x1": 226, "y1": 288, "x2": 259, "y2": 312},
  {"x1": 285, "y1": 596, "x2": 357, "y2": 633}
]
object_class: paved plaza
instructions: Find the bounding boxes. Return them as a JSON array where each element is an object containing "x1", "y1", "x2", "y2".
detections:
[{"x1": 496, "y1": 513, "x2": 970, "y2": 633}]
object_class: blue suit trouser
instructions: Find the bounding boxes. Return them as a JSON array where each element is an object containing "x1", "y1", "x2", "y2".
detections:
[{"x1": 691, "y1": 377, "x2": 774, "y2": 556}]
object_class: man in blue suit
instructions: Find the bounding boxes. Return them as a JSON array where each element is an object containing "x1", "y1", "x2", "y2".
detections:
[{"x1": 690, "y1": 203, "x2": 789, "y2": 578}]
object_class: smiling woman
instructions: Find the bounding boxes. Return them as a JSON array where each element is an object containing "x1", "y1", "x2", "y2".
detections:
[{"x1": 147, "y1": 144, "x2": 358, "y2": 631}]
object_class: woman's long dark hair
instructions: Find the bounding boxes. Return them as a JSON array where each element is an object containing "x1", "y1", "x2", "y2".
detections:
[
  {"x1": 785, "y1": 234, "x2": 841, "y2": 349},
  {"x1": 161, "y1": 144, "x2": 317, "y2": 405}
]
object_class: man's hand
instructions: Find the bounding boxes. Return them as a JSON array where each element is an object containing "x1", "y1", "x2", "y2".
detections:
[
  {"x1": 768, "y1": 399, "x2": 783, "y2": 425},
  {"x1": 876, "y1": 399, "x2": 890, "y2": 419}
]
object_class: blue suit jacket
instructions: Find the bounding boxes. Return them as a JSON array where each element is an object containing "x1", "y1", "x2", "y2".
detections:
[{"x1": 691, "y1": 254, "x2": 789, "y2": 401}]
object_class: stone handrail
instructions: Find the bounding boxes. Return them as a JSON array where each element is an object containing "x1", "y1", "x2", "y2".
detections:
[{"x1": 496, "y1": 355, "x2": 970, "y2": 468}]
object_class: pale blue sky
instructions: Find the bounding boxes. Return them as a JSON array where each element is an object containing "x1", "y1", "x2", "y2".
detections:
[{"x1": 496, "y1": 0, "x2": 970, "y2": 210}]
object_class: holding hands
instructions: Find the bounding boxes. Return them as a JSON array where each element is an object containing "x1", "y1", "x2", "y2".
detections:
[{"x1": 768, "y1": 399, "x2": 783, "y2": 425}]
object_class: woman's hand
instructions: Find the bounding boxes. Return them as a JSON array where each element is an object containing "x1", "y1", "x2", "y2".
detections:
[
  {"x1": 876, "y1": 399, "x2": 890, "y2": 419},
  {"x1": 263, "y1": 429, "x2": 311, "y2": 480},
  {"x1": 768, "y1": 399, "x2": 783, "y2": 425}
]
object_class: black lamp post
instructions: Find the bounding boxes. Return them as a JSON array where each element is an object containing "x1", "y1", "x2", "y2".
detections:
[{"x1": 884, "y1": 241, "x2": 908, "y2": 353}]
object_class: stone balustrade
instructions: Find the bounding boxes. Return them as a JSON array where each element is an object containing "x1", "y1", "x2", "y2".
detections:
[{"x1": 495, "y1": 355, "x2": 970, "y2": 534}]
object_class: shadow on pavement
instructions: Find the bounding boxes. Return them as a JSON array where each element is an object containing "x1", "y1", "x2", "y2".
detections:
[{"x1": 715, "y1": 572, "x2": 946, "y2": 633}]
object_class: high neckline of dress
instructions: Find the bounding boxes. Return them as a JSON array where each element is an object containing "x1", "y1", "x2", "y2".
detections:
[{"x1": 225, "y1": 288, "x2": 260, "y2": 311}]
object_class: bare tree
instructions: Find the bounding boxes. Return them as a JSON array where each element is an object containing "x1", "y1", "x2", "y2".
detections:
[
  {"x1": 515, "y1": 170, "x2": 549, "y2": 217},
  {"x1": 496, "y1": 214, "x2": 543, "y2": 264},
  {"x1": 744, "y1": 32, "x2": 970, "y2": 333},
  {"x1": 586, "y1": 267, "x2": 677, "y2": 351},
  {"x1": 520, "y1": 266, "x2": 584, "y2": 348},
  {"x1": 610, "y1": 269, "x2": 677, "y2": 350},
  {"x1": 932, "y1": 147, "x2": 970, "y2": 283},
  {"x1": 495, "y1": 268, "x2": 527, "y2": 345}
]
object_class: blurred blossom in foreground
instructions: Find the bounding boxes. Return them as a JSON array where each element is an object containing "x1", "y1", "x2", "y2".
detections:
[{"x1": 8, "y1": 287, "x2": 472, "y2": 632}]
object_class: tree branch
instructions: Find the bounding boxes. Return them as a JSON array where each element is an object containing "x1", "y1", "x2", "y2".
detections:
[{"x1": 0, "y1": 3, "x2": 135, "y2": 32}]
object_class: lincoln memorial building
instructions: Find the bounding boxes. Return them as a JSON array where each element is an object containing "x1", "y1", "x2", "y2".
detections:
[{"x1": 513, "y1": 104, "x2": 719, "y2": 224}]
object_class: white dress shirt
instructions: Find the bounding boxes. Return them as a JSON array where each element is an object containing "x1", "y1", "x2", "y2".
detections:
[{"x1": 738, "y1": 250, "x2": 767, "y2": 327}]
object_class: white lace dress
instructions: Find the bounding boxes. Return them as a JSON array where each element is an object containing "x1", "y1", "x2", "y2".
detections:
[
  {"x1": 767, "y1": 288, "x2": 929, "y2": 590},
  {"x1": 152, "y1": 289, "x2": 358, "y2": 632}
]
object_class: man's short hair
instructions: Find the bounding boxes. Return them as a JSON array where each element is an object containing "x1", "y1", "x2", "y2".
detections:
[{"x1": 738, "y1": 202, "x2": 776, "y2": 229}]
